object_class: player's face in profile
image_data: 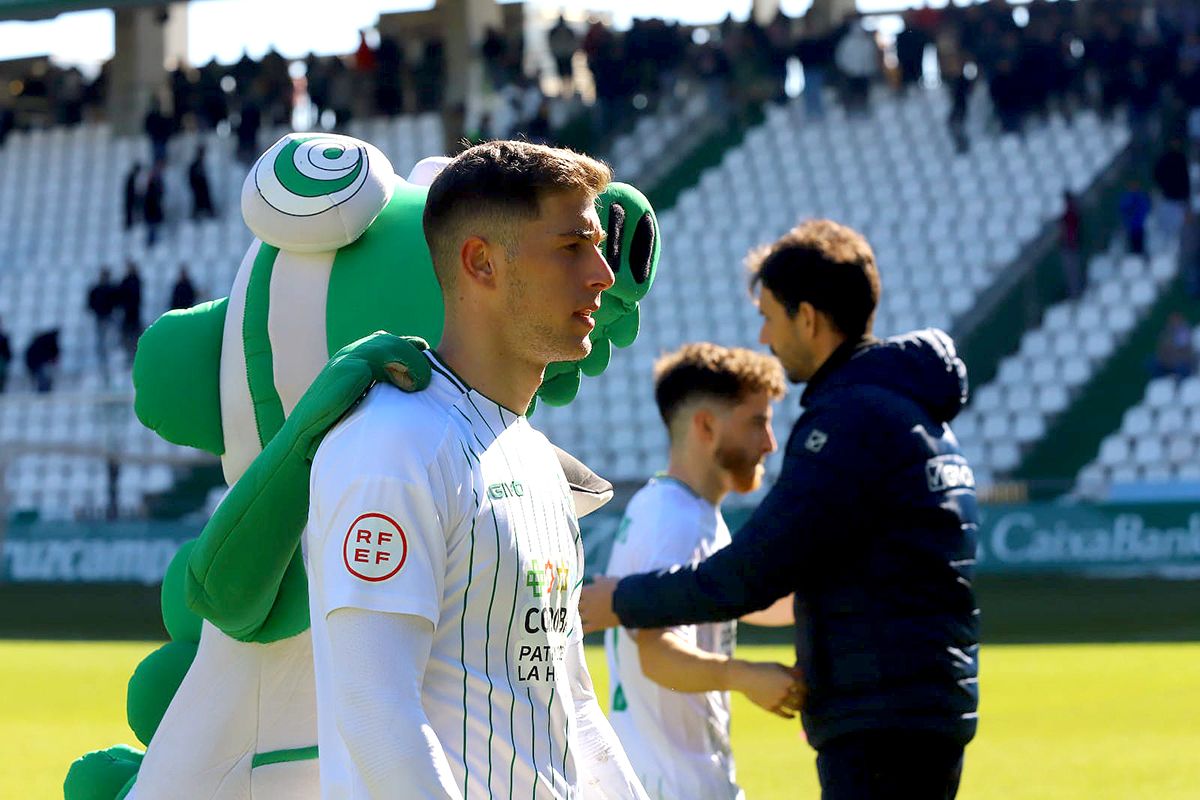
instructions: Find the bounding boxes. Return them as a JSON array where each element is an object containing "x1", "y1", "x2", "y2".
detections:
[
  {"x1": 714, "y1": 390, "x2": 777, "y2": 493},
  {"x1": 757, "y1": 287, "x2": 811, "y2": 382},
  {"x1": 503, "y1": 189, "x2": 614, "y2": 365}
]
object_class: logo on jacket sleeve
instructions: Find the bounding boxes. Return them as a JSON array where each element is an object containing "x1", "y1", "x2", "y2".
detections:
[
  {"x1": 926, "y1": 455, "x2": 976, "y2": 492},
  {"x1": 805, "y1": 429, "x2": 828, "y2": 453},
  {"x1": 343, "y1": 512, "x2": 408, "y2": 581}
]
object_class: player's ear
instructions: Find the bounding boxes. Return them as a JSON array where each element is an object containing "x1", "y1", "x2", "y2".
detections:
[
  {"x1": 692, "y1": 407, "x2": 717, "y2": 445},
  {"x1": 461, "y1": 236, "x2": 496, "y2": 288},
  {"x1": 797, "y1": 301, "x2": 817, "y2": 338}
]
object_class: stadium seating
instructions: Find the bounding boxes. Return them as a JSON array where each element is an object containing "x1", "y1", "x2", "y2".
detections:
[
  {"x1": 533, "y1": 88, "x2": 1130, "y2": 494},
  {"x1": 606, "y1": 92, "x2": 715, "y2": 188},
  {"x1": 0, "y1": 86, "x2": 1137, "y2": 517},
  {"x1": 0, "y1": 115, "x2": 443, "y2": 520},
  {"x1": 1077, "y1": 323, "x2": 1200, "y2": 496},
  {"x1": 953, "y1": 239, "x2": 1178, "y2": 487}
]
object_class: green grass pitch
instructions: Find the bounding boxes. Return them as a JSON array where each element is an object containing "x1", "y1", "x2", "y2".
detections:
[{"x1": 2, "y1": 640, "x2": 1197, "y2": 798}]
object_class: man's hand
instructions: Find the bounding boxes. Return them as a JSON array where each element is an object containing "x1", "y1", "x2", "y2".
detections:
[
  {"x1": 579, "y1": 576, "x2": 620, "y2": 633},
  {"x1": 728, "y1": 661, "x2": 806, "y2": 719}
]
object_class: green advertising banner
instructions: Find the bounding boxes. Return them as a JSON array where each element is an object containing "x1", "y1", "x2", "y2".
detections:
[
  {"x1": 974, "y1": 503, "x2": 1200, "y2": 577},
  {"x1": 1, "y1": 520, "x2": 198, "y2": 584},
  {"x1": 579, "y1": 502, "x2": 1200, "y2": 580},
  {"x1": 4, "y1": 502, "x2": 1199, "y2": 584}
]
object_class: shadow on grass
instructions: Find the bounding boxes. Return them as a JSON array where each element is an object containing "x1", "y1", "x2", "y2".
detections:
[
  {"x1": 733, "y1": 575, "x2": 1200, "y2": 647},
  {"x1": 4, "y1": 576, "x2": 1197, "y2": 644}
]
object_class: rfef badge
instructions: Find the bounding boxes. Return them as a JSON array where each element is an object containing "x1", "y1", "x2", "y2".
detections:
[{"x1": 342, "y1": 512, "x2": 408, "y2": 582}]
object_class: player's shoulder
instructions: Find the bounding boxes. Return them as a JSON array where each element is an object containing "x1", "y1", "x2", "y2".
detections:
[
  {"x1": 315, "y1": 382, "x2": 457, "y2": 479},
  {"x1": 624, "y1": 477, "x2": 711, "y2": 538}
]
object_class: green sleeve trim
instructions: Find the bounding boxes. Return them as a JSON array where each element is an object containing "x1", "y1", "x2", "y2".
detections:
[
  {"x1": 243, "y1": 243, "x2": 287, "y2": 447},
  {"x1": 251, "y1": 745, "x2": 319, "y2": 768}
]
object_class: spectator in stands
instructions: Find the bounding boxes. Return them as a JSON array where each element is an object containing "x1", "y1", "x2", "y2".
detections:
[
  {"x1": 188, "y1": 145, "x2": 216, "y2": 220},
  {"x1": 1153, "y1": 138, "x2": 1192, "y2": 246},
  {"x1": 375, "y1": 36, "x2": 406, "y2": 117},
  {"x1": 0, "y1": 317, "x2": 10, "y2": 393},
  {"x1": 548, "y1": 16, "x2": 579, "y2": 94},
  {"x1": 117, "y1": 261, "x2": 143, "y2": 363},
  {"x1": 0, "y1": 92, "x2": 15, "y2": 148},
  {"x1": 1152, "y1": 312, "x2": 1196, "y2": 379},
  {"x1": 834, "y1": 16, "x2": 880, "y2": 114},
  {"x1": 1127, "y1": 59, "x2": 1161, "y2": 143},
  {"x1": 1119, "y1": 180, "x2": 1153, "y2": 257},
  {"x1": 236, "y1": 98, "x2": 262, "y2": 165},
  {"x1": 144, "y1": 100, "x2": 173, "y2": 164},
  {"x1": 895, "y1": 12, "x2": 931, "y2": 93},
  {"x1": 1178, "y1": 54, "x2": 1200, "y2": 158},
  {"x1": 196, "y1": 59, "x2": 229, "y2": 129},
  {"x1": 481, "y1": 26, "x2": 509, "y2": 92},
  {"x1": 354, "y1": 29, "x2": 377, "y2": 73},
  {"x1": 1182, "y1": 209, "x2": 1200, "y2": 298},
  {"x1": 353, "y1": 31, "x2": 378, "y2": 118},
  {"x1": 87, "y1": 267, "x2": 118, "y2": 368},
  {"x1": 143, "y1": 163, "x2": 166, "y2": 247},
  {"x1": 695, "y1": 40, "x2": 734, "y2": 120},
  {"x1": 763, "y1": 13, "x2": 794, "y2": 105},
  {"x1": 24, "y1": 329, "x2": 59, "y2": 394},
  {"x1": 304, "y1": 53, "x2": 332, "y2": 124},
  {"x1": 944, "y1": 50, "x2": 975, "y2": 153},
  {"x1": 1061, "y1": 192, "x2": 1085, "y2": 298},
  {"x1": 170, "y1": 266, "x2": 197, "y2": 310},
  {"x1": 989, "y1": 56, "x2": 1024, "y2": 134},
  {"x1": 123, "y1": 162, "x2": 143, "y2": 231}
]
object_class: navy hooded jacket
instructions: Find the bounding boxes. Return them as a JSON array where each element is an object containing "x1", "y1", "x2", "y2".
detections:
[{"x1": 612, "y1": 329, "x2": 980, "y2": 749}]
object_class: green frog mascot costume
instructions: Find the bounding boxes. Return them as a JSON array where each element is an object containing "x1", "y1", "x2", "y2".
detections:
[{"x1": 65, "y1": 133, "x2": 659, "y2": 800}]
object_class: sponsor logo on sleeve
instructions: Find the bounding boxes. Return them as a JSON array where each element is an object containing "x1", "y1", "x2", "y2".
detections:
[
  {"x1": 805, "y1": 429, "x2": 828, "y2": 453},
  {"x1": 342, "y1": 512, "x2": 408, "y2": 581},
  {"x1": 926, "y1": 455, "x2": 976, "y2": 493}
]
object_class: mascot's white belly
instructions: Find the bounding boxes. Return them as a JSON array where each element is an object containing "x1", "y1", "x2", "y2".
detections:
[
  {"x1": 131, "y1": 247, "x2": 335, "y2": 799},
  {"x1": 128, "y1": 625, "x2": 319, "y2": 800}
]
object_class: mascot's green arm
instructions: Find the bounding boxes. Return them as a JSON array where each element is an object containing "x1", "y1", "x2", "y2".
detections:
[
  {"x1": 133, "y1": 299, "x2": 229, "y2": 456},
  {"x1": 185, "y1": 332, "x2": 431, "y2": 642}
]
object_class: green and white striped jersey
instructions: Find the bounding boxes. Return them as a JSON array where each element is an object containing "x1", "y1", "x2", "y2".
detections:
[
  {"x1": 305, "y1": 350, "x2": 591, "y2": 799},
  {"x1": 604, "y1": 477, "x2": 741, "y2": 800}
]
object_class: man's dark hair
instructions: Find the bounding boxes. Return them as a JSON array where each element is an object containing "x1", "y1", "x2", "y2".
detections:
[
  {"x1": 422, "y1": 140, "x2": 611, "y2": 289},
  {"x1": 747, "y1": 219, "x2": 881, "y2": 340},
  {"x1": 653, "y1": 343, "x2": 786, "y2": 437}
]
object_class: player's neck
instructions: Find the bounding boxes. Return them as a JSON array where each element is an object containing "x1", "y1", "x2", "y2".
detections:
[
  {"x1": 436, "y1": 318, "x2": 541, "y2": 416},
  {"x1": 665, "y1": 451, "x2": 726, "y2": 507}
]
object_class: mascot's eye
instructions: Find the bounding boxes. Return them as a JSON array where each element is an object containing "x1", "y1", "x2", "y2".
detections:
[
  {"x1": 629, "y1": 212, "x2": 655, "y2": 285},
  {"x1": 605, "y1": 202, "x2": 626, "y2": 274}
]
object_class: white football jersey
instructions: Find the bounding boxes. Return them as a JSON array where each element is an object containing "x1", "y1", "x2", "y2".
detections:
[
  {"x1": 305, "y1": 350, "x2": 593, "y2": 799},
  {"x1": 604, "y1": 477, "x2": 742, "y2": 800}
]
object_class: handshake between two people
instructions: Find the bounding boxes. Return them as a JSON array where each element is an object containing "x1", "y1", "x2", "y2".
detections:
[{"x1": 581, "y1": 575, "x2": 807, "y2": 720}]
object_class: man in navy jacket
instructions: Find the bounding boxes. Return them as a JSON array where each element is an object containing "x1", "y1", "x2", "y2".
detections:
[{"x1": 581, "y1": 219, "x2": 980, "y2": 799}]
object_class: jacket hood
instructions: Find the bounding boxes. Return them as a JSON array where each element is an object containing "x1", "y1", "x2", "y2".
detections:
[{"x1": 811, "y1": 329, "x2": 969, "y2": 423}]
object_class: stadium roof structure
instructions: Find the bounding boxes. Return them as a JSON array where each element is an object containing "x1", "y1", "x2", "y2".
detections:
[{"x1": 0, "y1": 0, "x2": 174, "y2": 22}]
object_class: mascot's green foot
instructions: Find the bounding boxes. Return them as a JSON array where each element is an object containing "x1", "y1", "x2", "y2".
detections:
[{"x1": 64, "y1": 744, "x2": 142, "y2": 800}]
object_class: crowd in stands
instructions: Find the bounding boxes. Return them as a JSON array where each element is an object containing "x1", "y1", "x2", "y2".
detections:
[
  {"x1": 0, "y1": 319, "x2": 60, "y2": 395},
  {"x1": 0, "y1": 261, "x2": 197, "y2": 396},
  {"x1": 3, "y1": 2, "x2": 1199, "y2": 157},
  {"x1": 4, "y1": 3, "x2": 1200, "y2": 392}
]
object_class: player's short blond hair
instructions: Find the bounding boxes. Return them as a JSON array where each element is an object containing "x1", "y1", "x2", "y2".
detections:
[{"x1": 653, "y1": 343, "x2": 786, "y2": 435}]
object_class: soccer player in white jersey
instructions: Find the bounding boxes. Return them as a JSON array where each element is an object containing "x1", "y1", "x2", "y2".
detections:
[
  {"x1": 304, "y1": 141, "x2": 647, "y2": 799},
  {"x1": 604, "y1": 343, "x2": 801, "y2": 800}
]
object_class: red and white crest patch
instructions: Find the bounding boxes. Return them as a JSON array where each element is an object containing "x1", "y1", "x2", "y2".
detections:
[{"x1": 343, "y1": 512, "x2": 408, "y2": 582}]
